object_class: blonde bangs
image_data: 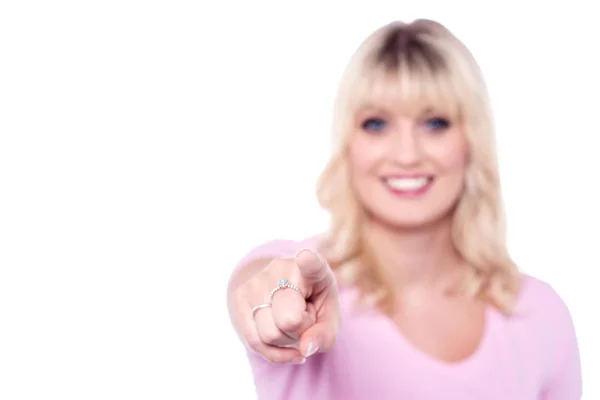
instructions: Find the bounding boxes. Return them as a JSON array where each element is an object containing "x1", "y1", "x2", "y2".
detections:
[{"x1": 353, "y1": 61, "x2": 464, "y2": 123}]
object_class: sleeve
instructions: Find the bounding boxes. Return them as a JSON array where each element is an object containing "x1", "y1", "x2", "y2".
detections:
[
  {"x1": 539, "y1": 284, "x2": 582, "y2": 400},
  {"x1": 233, "y1": 237, "x2": 335, "y2": 400}
]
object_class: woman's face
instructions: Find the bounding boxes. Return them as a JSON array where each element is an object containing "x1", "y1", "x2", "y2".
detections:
[{"x1": 348, "y1": 100, "x2": 469, "y2": 229}]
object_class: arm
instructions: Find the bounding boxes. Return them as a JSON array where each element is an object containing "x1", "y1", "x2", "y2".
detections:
[
  {"x1": 226, "y1": 238, "x2": 336, "y2": 400},
  {"x1": 539, "y1": 285, "x2": 582, "y2": 400}
]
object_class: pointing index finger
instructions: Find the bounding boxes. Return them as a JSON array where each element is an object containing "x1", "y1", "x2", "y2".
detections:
[{"x1": 295, "y1": 249, "x2": 332, "y2": 291}]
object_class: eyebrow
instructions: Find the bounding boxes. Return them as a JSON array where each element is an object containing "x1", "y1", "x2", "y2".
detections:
[
  {"x1": 355, "y1": 106, "x2": 390, "y2": 119},
  {"x1": 356, "y1": 104, "x2": 440, "y2": 118},
  {"x1": 420, "y1": 107, "x2": 436, "y2": 116}
]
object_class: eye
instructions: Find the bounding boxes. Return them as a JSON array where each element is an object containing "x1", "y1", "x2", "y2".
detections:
[
  {"x1": 425, "y1": 117, "x2": 451, "y2": 131},
  {"x1": 362, "y1": 117, "x2": 387, "y2": 133}
]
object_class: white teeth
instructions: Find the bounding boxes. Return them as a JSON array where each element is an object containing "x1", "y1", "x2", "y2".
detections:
[{"x1": 385, "y1": 177, "x2": 430, "y2": 191}]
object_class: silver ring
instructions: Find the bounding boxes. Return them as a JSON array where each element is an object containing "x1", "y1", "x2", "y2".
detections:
[
  {"x1": 269, "y1": 278, "x2": 301, "y2": 302},
  {"x1": 251, "y1": 303, "x2": 271, "y2": 317}
]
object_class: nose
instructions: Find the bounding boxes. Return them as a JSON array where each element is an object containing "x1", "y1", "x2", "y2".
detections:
[{"x1": 388, "y1": 121, "x2": 422, "y2": 166}]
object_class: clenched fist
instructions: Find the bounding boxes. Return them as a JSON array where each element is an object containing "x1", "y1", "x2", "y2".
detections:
[{"x1": 229, "y1": 249, "x2": 341, "y2": 364}]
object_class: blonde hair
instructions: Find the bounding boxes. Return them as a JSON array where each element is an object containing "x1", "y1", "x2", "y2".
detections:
[{"x1": 316, "y1": 19, "x2": 521, "y2": 314}]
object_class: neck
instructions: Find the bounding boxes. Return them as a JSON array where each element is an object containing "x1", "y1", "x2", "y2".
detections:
[{"x1": 363, "y1": 215, "x2": 464, "y2": 290}]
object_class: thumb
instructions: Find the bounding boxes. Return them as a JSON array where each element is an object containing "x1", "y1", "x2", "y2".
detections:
[
  {"x1": 295, "y1": 249, "x2": 331, "y2": 288},
  {"x1": 297, "y1": 321, "x2": 337, "y2": 358}
]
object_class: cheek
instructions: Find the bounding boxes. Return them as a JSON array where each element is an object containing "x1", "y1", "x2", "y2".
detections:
[
  {"x1": 432, "y1": 134, "x2": 469, "y2": 173},
  {"x1": 347, "y1": 137, "x2": 385, "y2": 202},
  {"x1": 348, "y1": 142, "x2": 368, "y2": 178},
  {"x1": 348, "y1": 135, "x2": 386, "y2": 175},
  {"x1": 431, "y1": 141, "x2": 469, "y2": 196},
  {"x1": 442, "y1": 150, "x2": 468, "y2": 175}
]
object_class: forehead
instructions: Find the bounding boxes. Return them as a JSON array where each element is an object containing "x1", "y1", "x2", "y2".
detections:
[{"x1": 351, "y1": 67, "x2": 462, "y2": 120}]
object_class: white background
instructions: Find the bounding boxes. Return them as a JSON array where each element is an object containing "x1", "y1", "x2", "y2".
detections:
[{"x1": 0, "y1": 1, "x2": 598, "y2": 399}]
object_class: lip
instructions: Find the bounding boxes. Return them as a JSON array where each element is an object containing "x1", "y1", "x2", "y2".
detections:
[
  {"x1": 382, "y1": 174, "x2": 433, "y2": 179},
  {"x1": 382, "y1": 175, "x2": 435, "y2": 198}
]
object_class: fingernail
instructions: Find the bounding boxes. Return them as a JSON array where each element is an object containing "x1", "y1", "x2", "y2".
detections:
[
  {"x1": 305, "y1": 342, "x2": 319, "y2": 357},
  {"x1": 291, "y1": 356, "x2": 306, "y2": 364},
  {"x1": 295, "y1": 248, "x2": 311, "y2": 258}
]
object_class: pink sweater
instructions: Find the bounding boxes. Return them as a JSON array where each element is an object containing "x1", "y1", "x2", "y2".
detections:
[{"x1": 235, "y1": 237, "x2": 582, "y2": 400}]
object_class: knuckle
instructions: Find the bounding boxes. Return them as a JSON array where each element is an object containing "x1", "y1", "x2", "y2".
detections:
[
  {"x1": 276, "y1": 313, "x2": 303, "y2": 332},
  {"x1": 272, "y1": 258, "x2": 295, "y2": 272},
  {"x1": 266, "y1": 258, "x2": 282, "y2": 269},
  {"x1": 247, "y1": 276, "x2": 262, "y2": 292},
  {"x1": 258, "y1": 327, "x2": 283, "y2": 344},
  {"x1": 268, "y1": 258, "x2": 291, "y2": 273}
]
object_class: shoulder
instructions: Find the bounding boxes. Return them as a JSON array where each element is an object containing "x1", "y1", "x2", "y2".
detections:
[
  {"x1": 510, "y1": 274, "x2": 581, "y2": 392},
  {"x1": 513, "y1": 274, "x2": 574, "y2": 323},
  {"x1": 511, "y1": 274, "x2": 577, "y2": 342}
]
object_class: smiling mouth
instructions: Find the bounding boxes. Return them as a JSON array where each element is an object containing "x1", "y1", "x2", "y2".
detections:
[{"x1": 383, "y1": 176, "x2": 434, "y2": 191}]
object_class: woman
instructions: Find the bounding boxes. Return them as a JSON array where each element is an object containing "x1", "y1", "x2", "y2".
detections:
[{"x1": 226, "y1": 19, "x2": 581, "y2": 399}]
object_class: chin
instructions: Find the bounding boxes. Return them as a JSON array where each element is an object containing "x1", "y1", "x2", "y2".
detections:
[
  {"x1": 385, "y1": 216, "x2": 444, "y2": 230},
  {"x1": 368, "y1": 207, "x2": 454, "y2": 231}
]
